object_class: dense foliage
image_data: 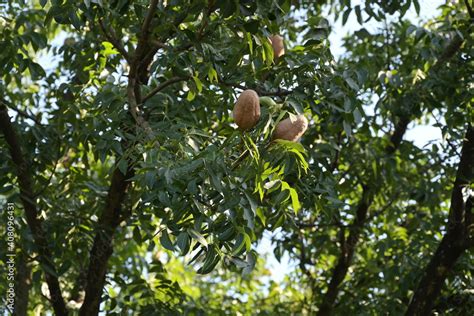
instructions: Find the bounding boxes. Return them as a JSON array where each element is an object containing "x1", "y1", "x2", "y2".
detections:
[{"x1": 0, "y1": 0, "x2": 473, "y2": 315}]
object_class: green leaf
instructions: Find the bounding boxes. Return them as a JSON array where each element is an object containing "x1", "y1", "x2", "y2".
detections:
[
  {"x1": 231, "y1": 234, "x2": 246, "y2": 256},
  {"x1": 193, "y1": 74, "x2": 203, "y2": 93},
  {"x1": 343, "y1": 120, "x2": 352, "y2": 137},
  {"x1": 244, "y1": 192, "x2": 257, "y2": 215},
  {"x1": 197, "y1": 246, "x2": 220, "y2": 274},
  {"x1": 177, "y1": 231, "x2": 190, "y2": 255},
  {"x1": 243, "y1": 207, "x2": 255, "y2": 229},
  {"x1": 102, "y1": 41, "x2": 119, "y2": 56},
  {"x1": 345, "y1": 77, "x2": 359, "y2": 91},
  {"x1": 256, "y1": 208, "x2": 266, "y2": 226},
  {"x1": 133, "y1": 226, "x2": 142, "y2": 244},
  {"x1": 58, "y1": 260, "x2": 71, "y2": 276},
  {"x1": 186, "y1": 89, "x2": 195, "y2": 101},
  {"x1": 281, "y1": 181, "x2": 301, "y2": 213},
  {"x1": 259, "y1": 96, "x2": 276, "y2": 108},
  {"x1": 246, "y1": 32, "x2": 253, "y2": 55},
  {"x1": 414, "y1": 0, "x2": 420, "y2": 14},
  {"x1": 187, "y1": 228, "x2": 208, "y2": 248},
  {"x1": 342, "y1": 8, "x2": 352, "y2": 25},
  {"x1": 160, "y1": 230, "x2": 174, "y2": 251},
  {"x1": 206, "y1": 162, "x2": 224, "y2": 191},
  {"x1": 242, "y1": 252, "x2": 256, "y2": 275},
  {"x1": 218, "y1": 225, "x2": 235, "y2": 241},
  {"x1": 28, "y1": 62, "x2": 46, "y2": 80},
  {"x1": 207, "y1": 67, "x2": 218, "y2": 83},
  {"x1": 355, "y1": 5, "x2": 362, "y2": 24},
  {"x1": 117, "y1": 159, "x2": 128, "y2": 175},
  {"x1": 262, "y1": 36, "x2": 274, "y2": 65},
  {"x1": 353, "y1": 108, "x2": 362, "y2": 124}
]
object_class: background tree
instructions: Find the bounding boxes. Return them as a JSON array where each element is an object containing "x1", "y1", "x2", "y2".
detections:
[{"x1": 0, "y1": 0, "x2": 472, "y2": 315}]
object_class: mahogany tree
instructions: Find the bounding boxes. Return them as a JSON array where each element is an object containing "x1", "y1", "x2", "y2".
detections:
[{"x1": 0, "y1": 0, "x2": 472, "y2": 315}]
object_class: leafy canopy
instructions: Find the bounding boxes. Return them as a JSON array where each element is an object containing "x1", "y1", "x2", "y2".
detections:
[{"x1": 0, "y1": 0, "x2": 473, "y2": 315}]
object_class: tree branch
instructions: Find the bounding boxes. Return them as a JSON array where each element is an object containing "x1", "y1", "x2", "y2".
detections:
[
  {"x1": 98, "y1": 19, "x2": 131, "y2": 62},
  {"x1": 139, "y1": 0, "x2": 159, "y2": 46},
  {"x1": 142, "y1": 76, "x2": 190, "y2": 103},
  {"x1": 126, "y1": 0, "x2": 160, "y2": 129},
  {"x1": 79, "y1": 166, "x2": 134, "y2": 315},
  {"x1": 426, "y1": 33, "x2": 464, "y2": 79},
  {"x1": 14, "y1": 250, "x2": 31, "y2": 316},
  {"x1": 463, "y1": 0, "x2": 474, "y2": 19},
  {"x1": 0, "y1": 98, "x2": 42, "y2": 125},
  {"x1": 0, "y1": 102, "x2": 68, "y2": 316},
  {"x1": 405, "y1": 126, "x2": 474, "y2": 316},
  {"x1": 132, "y1": 0, "x2": 159, "y2": 85},
  {"x1": 221, "y1": 80, "x2": 292, "y2": 97},
  {"x1": 317, "y1": 187, "x2": 371, "y2": 316},
  {"x1": 127, "y1": 76, "x2": 154, "y2": 136},
  {"x1": 387, "y1": 116, "x2": 410, "y2": 154}
]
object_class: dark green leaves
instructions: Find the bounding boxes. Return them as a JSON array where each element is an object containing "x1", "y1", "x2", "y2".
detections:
[
  {"x1": 160, "y1": 230, "x2": 174, "y2": 251},
  {"x1": 197, "y1": 245, "x2": 220, "y2": 274},
  {"x1": 2, "y1": 1, "x2": 472, "y2": 315},
  {"x1": 177, "y1": 231, "x2": 190, "y2": 255}
]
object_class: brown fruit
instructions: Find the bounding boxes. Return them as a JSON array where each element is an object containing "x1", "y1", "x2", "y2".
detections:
[
  {"x1": 233, "y1": 89, "x2": 261, "y2": 131},
  {"x1": 269, "y1": 35, "x2": 285, "y2": 60},
  {"x1": 272, "y1": 114, "x2": 308, "y2": 142}
]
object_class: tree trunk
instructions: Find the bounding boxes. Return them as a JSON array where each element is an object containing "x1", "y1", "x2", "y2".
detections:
[{"x1": 405, "y1": 126, "x2": 474, "y2": 315}]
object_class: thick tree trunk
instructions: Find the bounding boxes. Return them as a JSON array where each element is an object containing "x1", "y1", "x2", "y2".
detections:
[
  {"x1": 14, "y1": 251, "x2": 31, "y2": 316},
  {"x1": 79, "y1": 167, "x2": 133, "y2": 315}
]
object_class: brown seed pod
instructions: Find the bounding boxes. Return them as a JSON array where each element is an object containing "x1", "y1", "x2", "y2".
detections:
[
  {"x1": 233, "y1": 89, "x2": 261, "y2": 131},
  {"x1": 272, "y1": 114, "x2": 308, "y2": 142},
  {"x1": 269, "y1": 35, "x2": 285, "y2": 60}
]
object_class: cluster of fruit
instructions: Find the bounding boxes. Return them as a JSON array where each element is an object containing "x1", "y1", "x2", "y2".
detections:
[{"x1": 232, "y1": 35, "x2": 308, "y2": 142}]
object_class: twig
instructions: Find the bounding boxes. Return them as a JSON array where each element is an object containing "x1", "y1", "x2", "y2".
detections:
[
  {"x1": 464, "y1": 0, "x2": 474, "y2": 19},
  {"x1": 149, "y1": 39, "x2": 168, "y2": 49},
  {"x1": 142, "y1": 76, "x2": 190, "y2": 103},
  {"x1": 296, "y1": 221, "x2": 350, "y2": 229},
  {"x1": 152, "y1": 227, "x2": 165, "y2": 239},
  {"x1": 221, "y1": 79, "x2": 292, "y2": 97},
  {"x1": 0, "y1": 99, "x2": 43, "y2": 125},
  {"x1": 140, "y1": 0, "x2": 159, "y2": 45},
  {"x1": 133, "y1": 0, "x2": 159, "y2": 65},
  {"x1": 98, "y1": 19, "x2": 131, "y2": 62},
  {"x1": 364, "y1": 191, "x2": 400, "y2": 224}
]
